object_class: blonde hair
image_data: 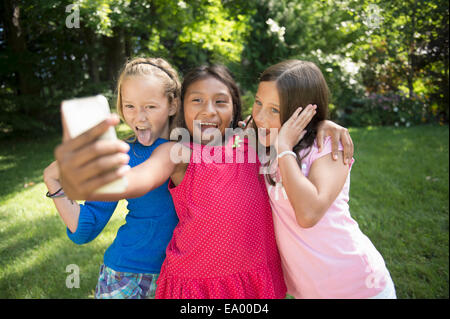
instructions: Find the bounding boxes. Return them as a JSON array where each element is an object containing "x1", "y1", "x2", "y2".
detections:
[{"x1": 115, "y1": 57, "x2": 181, "y2": 142}]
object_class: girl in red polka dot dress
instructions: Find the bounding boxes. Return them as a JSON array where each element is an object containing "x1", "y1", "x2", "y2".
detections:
[
  {"x1": 152, "y1": 65, "x2": 287, "y2": 298},
  {"x1": 56, "y1": 64, "x2": 352, "y2": 299}
]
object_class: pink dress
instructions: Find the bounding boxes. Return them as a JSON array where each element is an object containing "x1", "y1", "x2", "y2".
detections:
[
  {"x1": 155, "y1": 136, "x2": 287, "y2": 299},
  {"x1": 266, "y1": 137, "x2": 394, "y2": 298}
]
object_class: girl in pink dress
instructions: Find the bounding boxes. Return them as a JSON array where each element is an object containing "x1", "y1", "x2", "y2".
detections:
[{"x1": 251, "y1": 60, "x2": 396, "y2": 298}]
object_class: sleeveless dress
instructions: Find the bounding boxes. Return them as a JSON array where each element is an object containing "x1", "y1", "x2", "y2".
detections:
[
  {"x1": 155, "y1": 136, "x2": 287, "y2": 299},
  {"x1": 267, "y1": 137, "x2": 394, "y2": 298}
]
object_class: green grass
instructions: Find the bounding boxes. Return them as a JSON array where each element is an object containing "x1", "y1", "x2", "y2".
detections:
[
  {"x1": 347, "y1": 125, "x2": 449, "y2": 298},
  {"x1": 0, "y1": 124, "x2": 448, "y2": 298}
]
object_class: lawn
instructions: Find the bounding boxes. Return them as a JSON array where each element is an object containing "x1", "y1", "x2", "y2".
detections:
[{"x1": 0, "y1": 124, "x2": 448, "y2": 298}]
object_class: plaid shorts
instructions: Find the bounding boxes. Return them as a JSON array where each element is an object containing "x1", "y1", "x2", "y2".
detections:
[{"x1": 94, "y1": 264, "x2": 159, "y2": 299}]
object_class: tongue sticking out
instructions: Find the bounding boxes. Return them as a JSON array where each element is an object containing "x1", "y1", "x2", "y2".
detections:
[{"x1": 137, "y1": 128, "x2": 152, "y2": 145}]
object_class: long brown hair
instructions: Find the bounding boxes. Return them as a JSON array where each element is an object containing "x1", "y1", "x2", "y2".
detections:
[
  {"x1": 116, "y1": 57, "x2": 181, "y2": 142},
  {"x1": 259, "y1": 60, "x2": 330, "y2": 185}
]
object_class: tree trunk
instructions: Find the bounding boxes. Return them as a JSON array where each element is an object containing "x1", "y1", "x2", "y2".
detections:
[
  {"x1": 407, "y1": 1, "x2": 417, "y2": 99},
  {"x1": 103, "y1": 27, "x2": 127, "y2": 85},
  {"x1": 83, "y1": 29, "x2": 100, "y2": 83},
  {"x1": 1, "y1": 0, "x2": 40, "y2": 95}
]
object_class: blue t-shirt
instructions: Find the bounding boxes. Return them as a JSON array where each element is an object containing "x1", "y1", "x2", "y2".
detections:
[{"x1": 67, "y1": 138, "x2": 178, "y2": 273}]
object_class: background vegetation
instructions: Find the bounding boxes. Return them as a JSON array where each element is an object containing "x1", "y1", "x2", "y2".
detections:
[{"x1": 0, "y1": 0, "x2": 448, "y2": 136}]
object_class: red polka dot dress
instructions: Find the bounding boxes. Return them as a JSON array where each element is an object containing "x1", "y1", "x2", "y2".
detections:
[{"x1": 155, "y1": 136, "x2": 287, "y2": 299}]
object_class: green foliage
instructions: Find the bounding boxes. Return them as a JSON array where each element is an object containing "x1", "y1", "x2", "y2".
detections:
[
  {"x1": 178, "y1": 0, "x2": 250, "y2": 63},
  {"x1": 0, "y1": 0, "x2": 448, "y2": 137},
  {"x1": 338, "y1": 92, "x2": 433, "y2": 127},
  {"x1": 348, "y1": 0, "x2": 449, "y2": 122}
]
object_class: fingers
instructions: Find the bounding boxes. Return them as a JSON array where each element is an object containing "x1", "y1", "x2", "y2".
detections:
[
  {"x1": 330, "y1": 130, "x2": 340, "y2": 161},
  {"x1": 74, "y1": 166, "x2": 130, "y2": 200},
  {"x1": 288, "y1": 106, "x2": 303, "y2": 123},
  {"x1": 316, "y1": 127, "x2": 324, "y2": 153},
  {"x1": 330, "y1": 126, "x2": 354, "y2": 165},
  {"x1": 70, "y1": 139, "x2": 130, "y2": 168},
  {"x1": 55, "y1": 138, "x2": 130, "y2": 199},
  {"x1": 54, "y1": 113, "x2": 128, "y2": 200},
  {"x1": 299, "y1": 130, "x2": 307, "y2": 141},
  {"x1": 293, "y1": 104, "x2": 316, "y2": 128},
  {"x1": 76, "y1": 152, "x2": 130, "y2": 182},
  {"x1": 341, "y1": 129, "x2": 354, "y2": 165},
  {"x1": 288, "y1": 104, "x2": 316, "y2": 136}
]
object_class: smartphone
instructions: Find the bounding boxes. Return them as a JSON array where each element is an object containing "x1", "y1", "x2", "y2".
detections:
[{"x1": 61, "y1": 95, "x2": 127, "y2": 194}]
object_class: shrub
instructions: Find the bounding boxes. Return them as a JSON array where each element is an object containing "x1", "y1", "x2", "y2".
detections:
[{"x1": 336, "y1": 92, "x2": 434, "y2": 127}]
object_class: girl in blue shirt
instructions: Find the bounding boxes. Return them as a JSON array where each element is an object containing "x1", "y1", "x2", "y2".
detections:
[{"x1": 43, "y1": 57, "x2": 180, "y2": 299}]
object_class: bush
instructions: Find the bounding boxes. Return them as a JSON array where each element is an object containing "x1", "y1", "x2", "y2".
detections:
[
  {"x1": 241, "y1": 90, "x2": 256, "y2": 118},
  {"x1": 336, "y1": 92, "x2": 434, "y2": 127},
  {"x1": 0, "y1": 82, "x2": 114, "y2": 139},
  {"x1": 0, "y1": 94, "x2": 59, "y2": 138}
]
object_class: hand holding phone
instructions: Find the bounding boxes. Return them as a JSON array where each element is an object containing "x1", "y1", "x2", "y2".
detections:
[{"x1": 61, "y1": 95, "x2": 128, "y2": 194}]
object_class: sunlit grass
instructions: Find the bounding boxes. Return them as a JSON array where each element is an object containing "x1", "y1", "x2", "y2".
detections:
[
  {"x1": 0, "y1": 124, "x2": 448, "y2": 298},
  {"x1": 347, "y1": 125, "x2": 449, "y2": 298},
  {"x1": 0, "y1": 124, "x2": 132, "y2": 298}
]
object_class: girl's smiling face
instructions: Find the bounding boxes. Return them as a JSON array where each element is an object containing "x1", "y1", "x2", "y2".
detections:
[
  {"x1": 252, "y1": 81, "x2": 282, "y2": 147},
  {"x1": 121, "y1": 75, "x2": 176, "y2": 146},
  {"x1": 183, "y1": 77, "x2": 234, "y2": 144}
]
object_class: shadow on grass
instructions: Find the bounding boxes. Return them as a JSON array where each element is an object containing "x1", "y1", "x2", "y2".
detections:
[
  {"x1": 0, "y1": 136, "x2": 61, "y2": 200},
  {"x1": 0, "y1": 125, "x2": 133, "y2": 201},
  {"x1": 0, "y1": 213, "x2": 110, "y2": 298}
]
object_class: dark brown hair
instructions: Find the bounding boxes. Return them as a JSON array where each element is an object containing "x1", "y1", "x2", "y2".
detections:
[
  {"x1": 259, "y1": 60, "x2": 330, "y2": 185},
  {"x1": 173, "y1": 64, "x2": 242, "y2": 134}
]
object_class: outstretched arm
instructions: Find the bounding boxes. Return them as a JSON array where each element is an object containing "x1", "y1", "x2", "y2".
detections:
[
  {"x1": 55, "y1": 114, "x2": 177, "y2": 201},
  {"x1": 89, "y1": 141, "x2": 177, "y2": 201},
  {"x1": 55, "y1": 115, "x2": 131, "y2": 200}
]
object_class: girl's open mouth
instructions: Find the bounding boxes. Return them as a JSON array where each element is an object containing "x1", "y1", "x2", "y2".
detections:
[
  {"x1": 198, "y1": 122, "x2": 219, "y2": 133},
  {"x1": 136, "y1": 126, "x2": 152, "y2": 145}
]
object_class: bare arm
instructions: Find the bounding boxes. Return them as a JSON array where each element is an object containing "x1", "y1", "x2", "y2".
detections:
[
  {"x1": 55, "y1": 115, "x2": 179, "y2": 201},
  {"x1": 86, "y1": 142, "x2": 178, "y2": 201},
  {"x1": 278, "y1": 152, "x2": 349, "y2": 228},
  {"x1": 43, "y1": 161, "x2": 80, "y2": 233},
  {"x1": 276, "y1": 104, "x2": 350, "y2": 228}
]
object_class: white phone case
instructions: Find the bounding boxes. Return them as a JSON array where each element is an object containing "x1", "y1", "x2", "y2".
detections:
[{"x1": 61, "y1": 95, "x2": 127, "y2": 194}]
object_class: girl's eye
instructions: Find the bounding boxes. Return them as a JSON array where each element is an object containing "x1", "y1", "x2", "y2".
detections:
[
  {"x1": 254, "y1": 100, "x2": 262, "y2": 106},
  {"x1": 192, "y1": 98, "x2": 202, "y2": 103},
  {"x1": 124, "y1": 104, "x2": 134, "y2": 109},
  {"x1": 271, "y1": 108, "x2": 280, "y2": 114},
  {"x1": 145, "y1": 105, "x2": 156, "y2": 109},
  {"x1": 216, "y1": 100, "x2": 227, "y2": 104}
]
